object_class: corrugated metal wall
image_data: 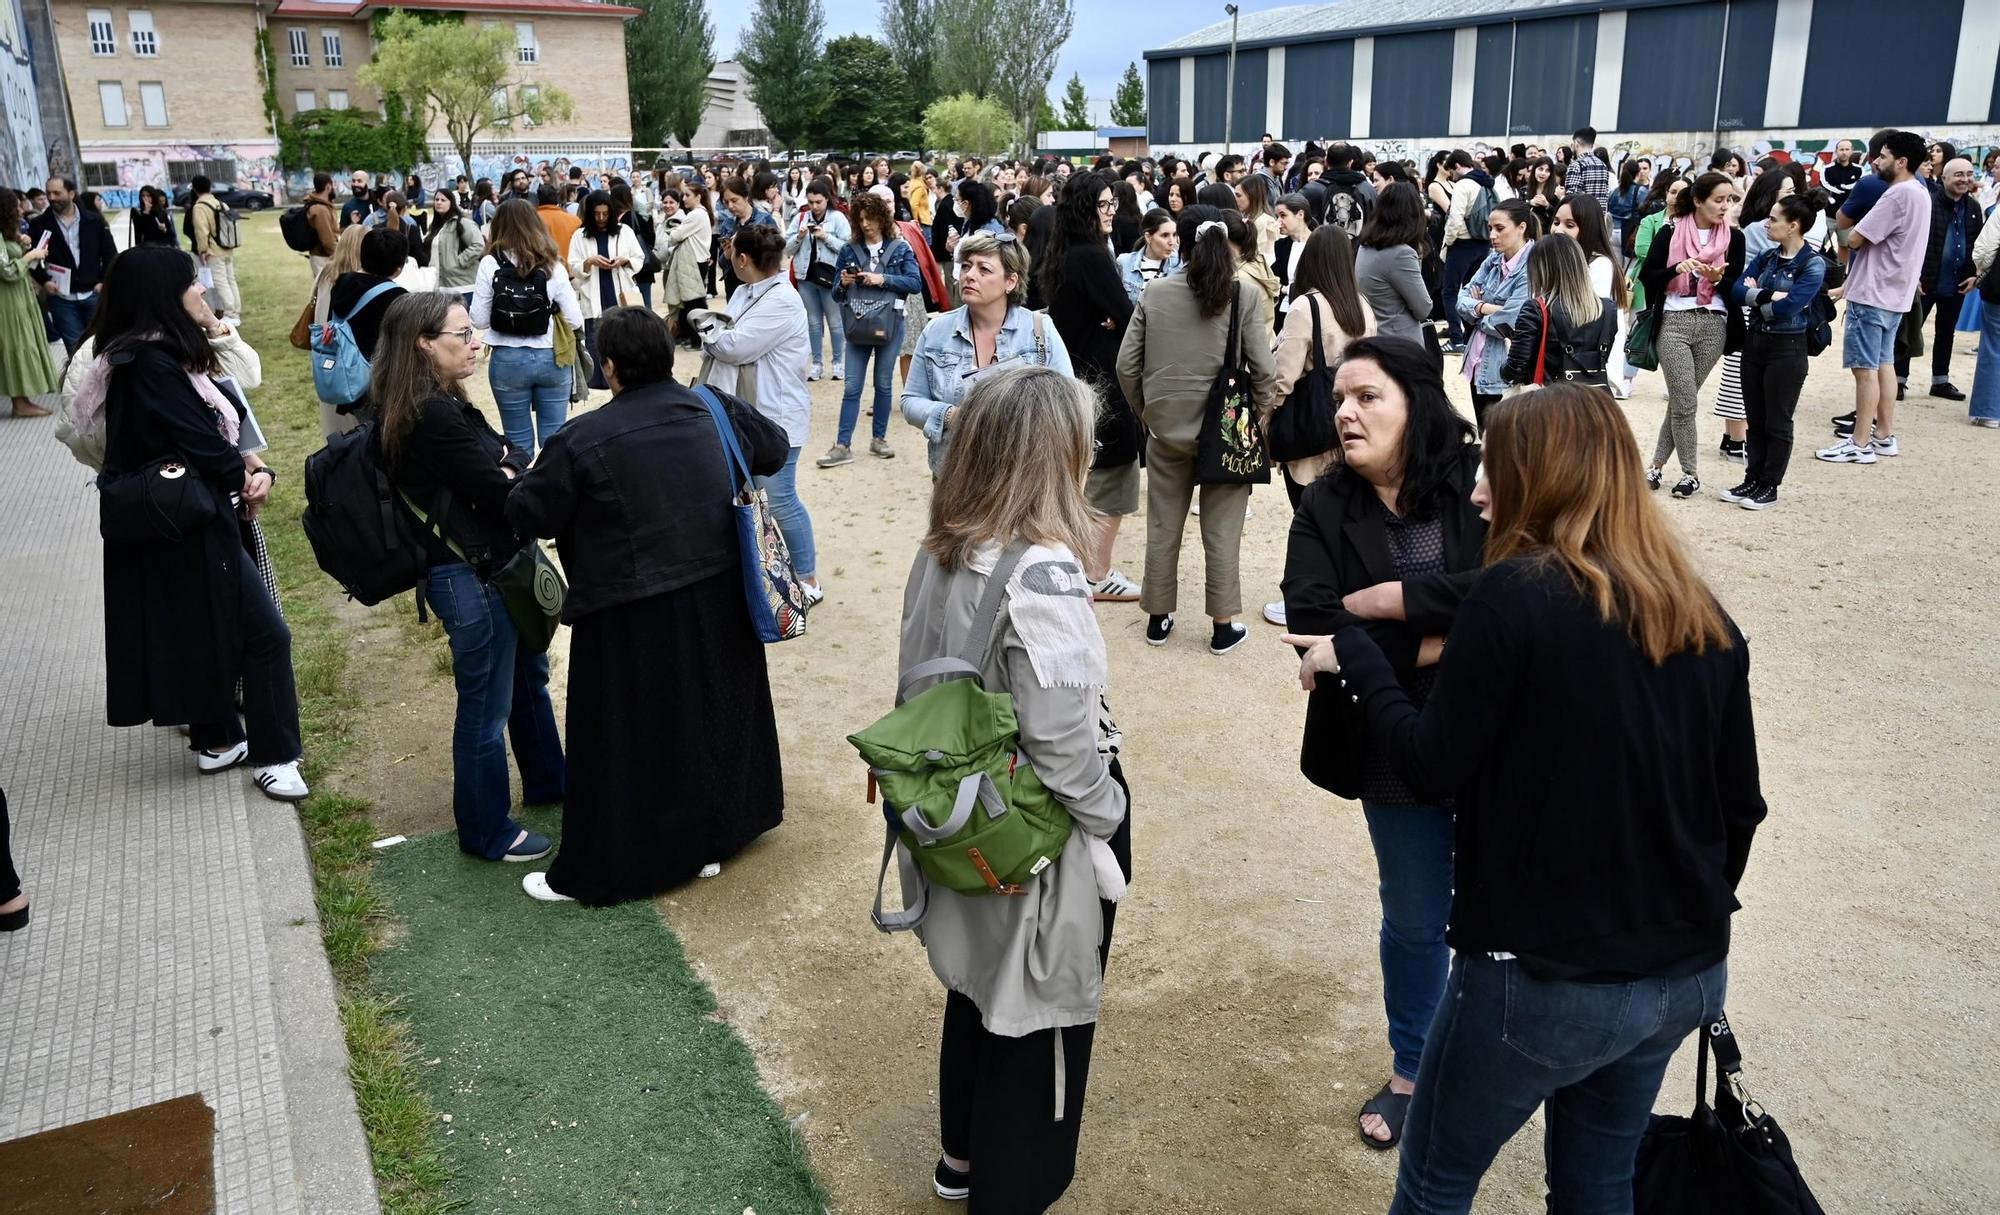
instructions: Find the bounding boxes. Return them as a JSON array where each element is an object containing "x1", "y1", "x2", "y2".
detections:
[
  {"x1": 1716, "y1": 0, "x2": 1776, "y2": 129},
  {"x1": 1149, "y1": 58, "x2": 1181, "y2": 145},
  {"x1": 1801, "y1": 0, "x2": 1963, "y2": 128},
  {"x1": 1193, "y1": 53, "x2": 1229, "y2": 143},
  {"x1": 1471, "y1": 24, "x2": 1513, "y2": 135},
  {"x1": 1509, "y1": 13, "x2": 1597, "y2": 135},
  {"x1": 1284, "y1": 39, "x2": 1354, "y2": 140},
  {"x1": 1619, "y1": 3, "x2": 1726, "y2": 132},
  {"x1": 1371, "y1": 30, "x2": 1456, "y2": 138},
  {"x1": 1231, "y1": 49, "x2": 1269, "y2": 142}
]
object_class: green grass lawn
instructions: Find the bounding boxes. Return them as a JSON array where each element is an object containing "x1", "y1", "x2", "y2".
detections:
[{"x1": 230, "y1": 217, "x2": 825, "y2": 1214}]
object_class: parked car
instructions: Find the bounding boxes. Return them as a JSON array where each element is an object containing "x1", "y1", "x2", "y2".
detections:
[{"x1": 169, "y1": 184, "x2": 275, "y2": 210}]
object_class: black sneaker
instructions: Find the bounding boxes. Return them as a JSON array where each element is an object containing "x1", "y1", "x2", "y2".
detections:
[
  {"x1": 1931, "y1": 382, "x2": 1967, "y2": 401},
  {"x1": 1646, "y1": 466, "x2": 1663, "y2": 491},
  {"x1": 1895, "y1": 383, "x2": 1905, "y2": 401},
  {"x1": 1832, "y1": 410, "x2": 1856, "y2": 436},
  {"x1": 1670, "y1": 474, "x2": 1701, "y2": 499},
  {"x1": 1145, "y1": 614, "x2": 1175, "y2": 646},
  {"x1": 934, "y1": 1159, "x2": 970, "y2": 1202},
  {"x1": 1209, "y1": 622, "x2": 1248, "y2": 655},
  {"x1": 1739, "y1": 483, "x2": 1778, "y2": 511},
  {"x1": 1717, "y1": 478, "x2": 1757, "y2": 503},
  {"x1": 1719, "y1": 437, "x2": 1745, "y2": 462}
]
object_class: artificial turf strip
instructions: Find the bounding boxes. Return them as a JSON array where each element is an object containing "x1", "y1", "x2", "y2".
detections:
[{"x1": 370, "y1": 808, "x2": 828, "y2": 1214}]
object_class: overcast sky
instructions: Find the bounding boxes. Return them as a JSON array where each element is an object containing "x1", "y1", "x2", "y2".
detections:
[{"x1": 708, "y1": 0, "x2": 1229, "y2": 124}]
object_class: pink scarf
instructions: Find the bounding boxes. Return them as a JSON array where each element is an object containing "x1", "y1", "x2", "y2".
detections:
[{"x1": 1665, "y1": 215, "x2": 1729, "y2": 307}]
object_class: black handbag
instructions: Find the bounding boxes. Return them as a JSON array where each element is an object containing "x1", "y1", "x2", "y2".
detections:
[
  {"x1": 1194, "y1": 291, "x2": 1271, "y2": 485},
  {"x1": 97, "y1": 457, "x2": 221, "y2": 543},
  {"x1": 490, "y1": 542, "x2": 567, "y2": 656},
  {"x1": 1265, "y1": 295, "x2": 1337, "y2": 464},
  {"x1": 1634, "y1": 1015, "x2": 1826, "y2": 1215},
  {"x1": 803, "y1": 232, "x2": 839, "y2": 290}
]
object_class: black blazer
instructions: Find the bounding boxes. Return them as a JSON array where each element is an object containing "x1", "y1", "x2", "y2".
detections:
[
  {"x1": 1636, "y1": 223, "x2": 1747, "y2": 356},
  {"x1": 1282, "y1": 444, "x2": 1487, "y2": 799},
  {"x1": 1047, "y1": 244, "x2": 1139, "y2": 468},
  {"x1": 27, "y1": 206, "x2": 117, "y2": 293}
]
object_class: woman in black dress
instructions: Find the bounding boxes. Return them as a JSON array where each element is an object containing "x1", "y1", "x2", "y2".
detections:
[
  {"x1": 507, "y1": 306, "x2": 791, "y2": 905},
  {"x1": 128, "y1": 186, "x2": 179, "y2": 247}
]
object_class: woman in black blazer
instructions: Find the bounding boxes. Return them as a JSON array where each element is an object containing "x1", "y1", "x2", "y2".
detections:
[{"x1": 1278, "y1": 335, "x2": 1486, "y2": 1152}]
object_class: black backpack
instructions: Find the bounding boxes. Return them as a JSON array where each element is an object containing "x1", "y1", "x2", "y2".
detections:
[
  {"x1": 301, "y1": 420, "x2": 436, "y2": 607},
  {"x1": 1326, "y1": 183, "x2": 1369, "y2": 237},
  {"x1": 279, "y1": 202, "x2": 319, "y2": 253},
  {"x1": 489, "y1": 257, "x2": 552, "y2": 336}
]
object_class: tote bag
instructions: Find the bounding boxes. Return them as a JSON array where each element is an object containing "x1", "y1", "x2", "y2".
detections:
[
  {"x1": 1265, "y1": 294, "x2": 1338, "y2": 463},
  {"x1": 692, "y1": 386, "x2": 808, "y2": 643},
  {"x1": 1194, "y1": 291, "x2": 1272, "y2": 485}
]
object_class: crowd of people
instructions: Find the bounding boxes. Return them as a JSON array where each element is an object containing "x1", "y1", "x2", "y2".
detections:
[{"x1": 0, "y1": 117, "x2": 1993, "y2": 1214}]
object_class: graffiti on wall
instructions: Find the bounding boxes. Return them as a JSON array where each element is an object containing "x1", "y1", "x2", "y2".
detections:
[
  {"x1": 82, "y1": 144, "x2": 283, "y2": 209},
  {"x1": 0, "y1": 0, "x2": 46, "y2": 189}
]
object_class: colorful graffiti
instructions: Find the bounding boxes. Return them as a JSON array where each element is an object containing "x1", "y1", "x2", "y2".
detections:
[
  {"x1": 79, "y1": 143, "x2": 283, "y2": 210},
  {"x1": 0, "y1": 0, "x2": 46, "y2": 189}
]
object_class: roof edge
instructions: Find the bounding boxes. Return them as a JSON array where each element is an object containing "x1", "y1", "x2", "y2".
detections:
[{"x1": 1143, "y1": 0, "x2": 1699, "y2": 59}]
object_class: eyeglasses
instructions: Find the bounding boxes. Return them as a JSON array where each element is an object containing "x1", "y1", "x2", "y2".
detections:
[
  {"x1": 434, "y1": 326, "x2": 476, "y2": 343},
  {"x1": 1096, "y1": 200, "x2": 1118, "y2": 212}
]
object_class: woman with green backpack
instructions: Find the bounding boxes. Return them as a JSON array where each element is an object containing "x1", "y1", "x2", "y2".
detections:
[{"x1": 880, "y1": 364, "x2": 1131, "y2": 1212}]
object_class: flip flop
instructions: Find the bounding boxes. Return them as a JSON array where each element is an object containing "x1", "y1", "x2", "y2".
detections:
[{"x1": 1358, "y1": 1082, "x2": 1412, "y2": 1151}]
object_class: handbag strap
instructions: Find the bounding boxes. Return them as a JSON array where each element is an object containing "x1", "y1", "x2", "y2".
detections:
[
  {"x1": 1307, "y1": 290, "x2": 1327, "y2": 371},
  {"x1": 1534, "y1": 298, "x2": 1550, "y2": 385},
  {"x1": 340, "y1": 280, "x2": 398, "y2": 326},
  {"x1": 691, "y1": 384, "x2": 753, "y2": 492},
  {"x1": 1226, "y1": 285, "x2": 1242, "y2": 370}
]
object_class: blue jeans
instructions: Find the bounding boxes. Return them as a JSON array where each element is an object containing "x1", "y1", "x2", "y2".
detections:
[
  {"x1": 1441, "y1": 240, "x2": 1488, "y2": 344},
  {"x1": 838, "y1": 324, "x2": 900, "y2": 446},
  {"x1": 47, "y1": 293, "x2": 97, "y2": 355},
  {"x1": 798, "y1": 281, "x2": 844, "y2": 369},
  {"x1": 425, "y1": 563, "x2": 566, "y2": 859},
  {"x1": 1391, "y1": 953, "x2": 1727, "y2": 1215},
  {"x1": 487, "y1": 344, "x2": 570, "y2": 457},
  {"x1": 1973, "y1": 297, "x2": 2000, "y2": 421},
  {"x1": 755, "y1": 446, "x2": 817, "y2": 578},
  {"x1": 1842, "y1": 300, "x2": 1901, "y2": 370},
  {"x1": 1361, "y1": 800, "x2": 1455, "y2": 1081}
]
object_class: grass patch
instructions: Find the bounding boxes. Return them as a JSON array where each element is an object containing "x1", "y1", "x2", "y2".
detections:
[{"x1": 371, "y1": 807, "x2": 828, "y2": 1214}]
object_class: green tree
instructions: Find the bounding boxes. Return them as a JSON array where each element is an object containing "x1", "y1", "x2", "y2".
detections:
[
  {"x1": 933, "y1": 0, "x2": 1001, "y2": 100},
  {"x1": 361, "y1": 12, "x2": 573, "y2": 175},
  {"x1": 280, "y1": 107, "x2": 424, "y2": 175},
  {"x1": 878, "y1": 0, "x2": 938, "y2": 128},
  {"x1": 1035, "y1": 92, "x2": 1058, "y2": 141},
  {"x1": 1059, "y1": 71, "x2": 1089, "y2": 129},
  {"x1": 817, "y1": 35, "x2": 916, "y2": 151},
  {"x1": 1110, "y1": 61, "x2": 1146, "y2": 128},
  {"x1": 921, "y1": 93, "x2": 1018, "y2": 157},
  {"x1": 627, "y1": 0, "x2": 715, "y2": 147},
  {"x1": 737, "y1": 0, "x2": 826, "y2": 152},
  {"x1": 991, "y1": 0, "x2": 1072, "y2": 151}
]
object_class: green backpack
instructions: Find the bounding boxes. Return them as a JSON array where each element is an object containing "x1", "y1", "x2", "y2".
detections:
[{"x1": 852, "y1": 543, "x2": 1074, "y2": 933}]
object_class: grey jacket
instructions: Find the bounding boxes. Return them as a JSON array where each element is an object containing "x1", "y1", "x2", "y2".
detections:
[
  {"x1": 1355, "y1": 243, "x2": 1433, "y2": 346},
  {"x1": 1116, "y1": 275, "x2": 1278, "y2": 445},
  {"x1": 429, "y1": 215, "x2": 486, "y2": 291},
  {"x1": 895, "y1": 543, "x2": 1126, "y2": 1037}
]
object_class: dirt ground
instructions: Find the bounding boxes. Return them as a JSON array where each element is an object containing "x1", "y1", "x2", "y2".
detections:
[{"x1": 342, "y1": 319, "x2": 1999, "y2": 1214}]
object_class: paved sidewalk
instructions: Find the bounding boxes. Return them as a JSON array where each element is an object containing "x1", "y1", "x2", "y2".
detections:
[{"x1": 0, "y1": 416, "x2": 377, "y2": 1212}]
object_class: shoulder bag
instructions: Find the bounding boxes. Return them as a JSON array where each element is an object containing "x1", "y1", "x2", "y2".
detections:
[
  {"x1": 842, "y1": 241, "x2": 903, "y2": 348},
  {"x1": 98, "y1": 457, "x2": 221, "y2": 544},
  {"x1": 1633, "y1": 1015, "x2": 1826, "y2": 1215},
  {"x1": 1266, "y1": 295, "x2": 1338, "y2": 463},
  {"x1": 693, "y1": 385, "x2": 808, "y2": 643},
  {"x1": 398, "y1": 487, "x2": 566, "y2": 655},
  {"x1": 803, "y1": 230, "x2": 839, "y2": 290},
  {"x1": 1194, "y1": 289, "x2": 1272, "y2": 485}
]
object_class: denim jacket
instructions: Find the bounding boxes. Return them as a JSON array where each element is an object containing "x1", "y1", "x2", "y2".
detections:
[
  {"x1": 1457, "y1": 242, "x2": 1535, "y2": 394},
  {"x1": 902, "y1": 304, "x2": 1075, "y2": 474},
  {"x1": 1116, "y1": 248, "x2": 1182, "y2": 303},
  {"x1": 1729, "y1": 245, "x2": 1826, "y2": 336},
  {"x1": 833, "y1": 237, "x2": 923, "y2": 298}
]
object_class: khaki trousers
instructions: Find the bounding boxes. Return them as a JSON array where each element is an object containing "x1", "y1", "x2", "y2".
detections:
[
  {"x1": 204, "y1": 251, "x2": 241, "y2": 317},
  {"x1": 1140, "y1": 435, "x2": 1249, "y2": 619}
]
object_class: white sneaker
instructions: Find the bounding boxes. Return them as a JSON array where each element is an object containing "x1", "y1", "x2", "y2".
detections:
[
  {"x1": 698, "y1": 862, "x2": 722, "y2": 879},
  {"x1": 807, "y1": 367, "x2": 822, "y2": 382},
  {"x1": 1815, "y1": 438, "x2": 1876, "y2": 465},
  {"x1": 1090, "y1": 569, "x2": 1141, "y2": 602},
  {"x1": 252, "y1": 760, "x2": 309, "y2": 803},
  {"x1": 522, "y1": 872, "x2": 574, "y2": 902},
  {"x1": 1871, "y1": 434, "x2": 1900, "y2": 457},
  {"x1": 196, "y1": 740, "x2": 248, "y2": 773},
  {"x1": 803, "y1": 581, "x2": 825, "y2": 606},
  {"x1": 829, "y1": 366, "x2": 844, "y2": 381},
  {"x1": 1262, "y1": 602, "x2": 1287, "y2": 627}
]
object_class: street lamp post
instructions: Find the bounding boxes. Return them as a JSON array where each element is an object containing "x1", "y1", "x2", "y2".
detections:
[{"x1": 1223, "y1": 4, "x2": 1240, "y2": 152}]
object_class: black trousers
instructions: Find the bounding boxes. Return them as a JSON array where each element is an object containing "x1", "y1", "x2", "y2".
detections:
[
  {"x1": 1471, "y1": 392, "x2": 1502, "y2": 435},
  {"x1": 1893, "y1": 294, "x2": 1964, "y2": 383},
  {"x1": 938, "y1": 763, "x2": 1133, "y2": 1215},
  {"x1": 190, "y1": 553, "x2": 302, "y2": 765},
  {"x1": 1740, "y1": 330, "x2": 1809, "y2": 487},
  {"x1": 0, "y1": 786, "x2": 17, "y2": 904},
  {"x1": 1440, "y1": 240, "x2": 1489, "y2": 343}
]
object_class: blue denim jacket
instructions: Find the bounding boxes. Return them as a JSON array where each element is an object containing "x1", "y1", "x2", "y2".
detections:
[
  {"x1": 832, "y1": 237, "x2": 923, "y2": 297},
  {"x1": 901, "y1": 304, "x2": 1075, "y2": 473},
  {"x1": 1457, "y1": 242, "x2": 1535, "y2": 394},
  {"x1": 1116, "y1": 248, "x2": 1182, "y2": 302},
  {"x1": 1729, "y1": 245, "x2": 1826, "y2": 336}
]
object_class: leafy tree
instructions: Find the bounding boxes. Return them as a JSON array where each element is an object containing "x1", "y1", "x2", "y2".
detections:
[
  {"x1": 933, "y1": 0, "x2": 1001, "y2": 100},
  {"x1": 627, "y1": 0, "x2": 715, "y2": 147},
  {"x1": 361, "y1": 12, "x2": 574, "y2": 176},
  {"x1": 1035, "y1": 93, "x2": 1058, "y2": 141},
  {"x1": 816, "y1": 35, "x2": 916, "y2": 152},
  {"x1": 921, "y1": 93, "x2": 1018, "y2": 157},
  {"x1": 1110, "y1": 61, "x2": 1146, "y2": 128},
  {"x1": 1059, "y1": 71, "x2": 1090, "y2": 129},
  {"x1": 737, "y1": 0, "x2": 826, "y2": 151},
  {"x1": 990, "y1": 0, "x2": 1072, "y2": 151},
  {"x1": 280, "y1": 106, "x2": 425, "y2": 174},
  {"x1": 878, "y1": 0, "x2": 938, "y2": 128}
]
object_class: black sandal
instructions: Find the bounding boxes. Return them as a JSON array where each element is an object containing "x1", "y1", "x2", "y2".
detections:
[{"x1": 1358, "y1": 1082, "x2": 1411, "y2": 1151}]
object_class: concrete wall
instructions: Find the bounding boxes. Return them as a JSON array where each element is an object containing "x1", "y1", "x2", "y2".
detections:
[{"x1": 1, "y1": 0, "x2": 49, "y2": 186}]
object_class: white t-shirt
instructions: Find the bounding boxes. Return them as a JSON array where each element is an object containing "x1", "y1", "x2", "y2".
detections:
[{"x1": 1663, "y1": 222, "x2": 1727, "y2": 313}]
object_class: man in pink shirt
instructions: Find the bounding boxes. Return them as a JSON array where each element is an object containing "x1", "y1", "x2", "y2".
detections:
[{"x1": 1819, "y1": 130, "x2": 1929, "y2": 465}]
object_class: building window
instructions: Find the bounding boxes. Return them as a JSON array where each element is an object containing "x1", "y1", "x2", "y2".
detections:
[
  {"x1": 167, "y1": 158, "x2": 234, "y2": 184},
  {"x1": 97, "y1": 81, "x2": 126, "y2": 126},
  {"x1": 328, "y1": 89, "x2": 348, "y2": 110},
  {"x1": 294, "y1": 89, "x2": 317, "y2": 113},
  {"x1": 81, "y1": 162, "x2": 120, "y2": 188},
  {"x1": 87, "y1": 8, "x2": 115, "y2": 56},
  {"x1": 287, "y1": 27, "x2": 309, "y2": 66},
  {"x1": 129, "y1": 11, "x2": 157, "y2": 56},
  {"x1": 519, "y1": 84, "x2": 538, "y2": 126},
  {"x1": 139, "y1": 81, "x2": 167, "y2": 126},
  {"x1": 514, "y1": 21, "x2": 536, "y2": 63},
  {"x1": 321, "y1": 30, "x2": 342, "y2": 68}
]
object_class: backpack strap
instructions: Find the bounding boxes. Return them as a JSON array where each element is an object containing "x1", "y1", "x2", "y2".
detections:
[
  {"x1": 340, "y1": 280, "x2": 399, "y2": 326},
  {"x1": 1032, "y1": 311, "x2": 1048, "y2": 364},
  {"x1": 957, "y1": 540, "x2": 1030, "y2": 669}
]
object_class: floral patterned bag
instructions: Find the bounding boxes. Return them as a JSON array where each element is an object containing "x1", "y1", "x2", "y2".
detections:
[
  {"x1": 1195, "y1": 290, "x2": 1271, "y2": 485},
  {"x1": 692, "y1": 386, "x2": 808, "y2": 643}
]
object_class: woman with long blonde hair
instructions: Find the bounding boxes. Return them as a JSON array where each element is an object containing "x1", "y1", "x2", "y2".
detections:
[
  {"x1": 1284, "y1": 382, "x2": 1765, "y2": 1214},
  {"x1": 470, "y1": 196, "x2": 584, "y2": 455},
  {"x1": 894, "y1": 364, "x2": 1131, "y2": 1212}
]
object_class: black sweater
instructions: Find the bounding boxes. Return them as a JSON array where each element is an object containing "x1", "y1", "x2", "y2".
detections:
[
  {"x1": 1333, "y1": 557, "x2": 1766, "y2": 979},
  {"x1": 1046, "y1": 244, "x2": 1139, "y2": 467},
  {"x1": 389, "y1": 394, "x2": 530, "y2": 574},
  {"x1": 329, "y1": 272, "x2": 407, "y2": 363}
]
